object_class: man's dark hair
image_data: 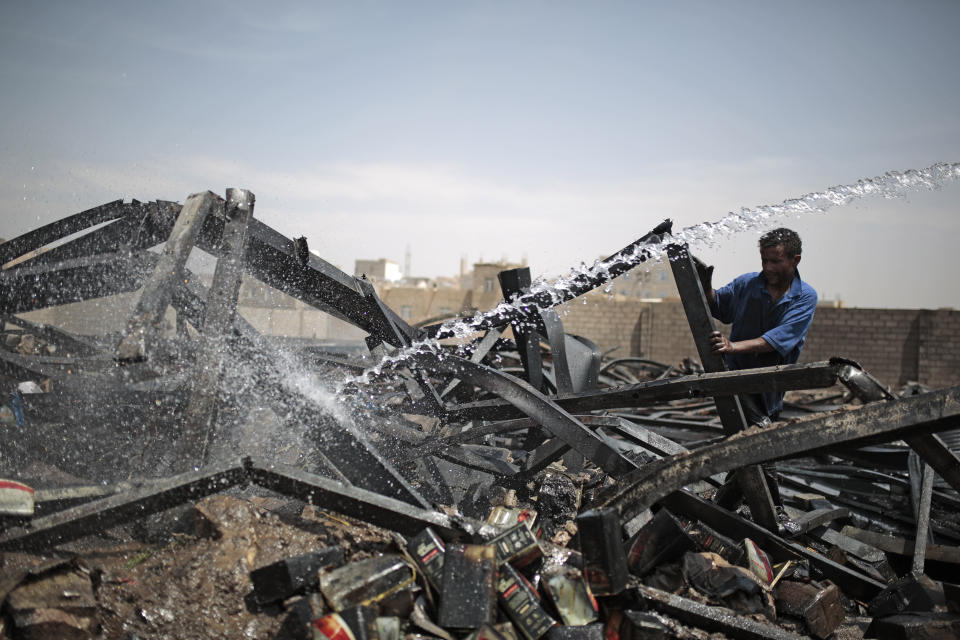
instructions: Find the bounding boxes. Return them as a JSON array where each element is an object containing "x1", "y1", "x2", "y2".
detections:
[{"x1": 759, "y1": 228, "x2": 802, "y2": 257}]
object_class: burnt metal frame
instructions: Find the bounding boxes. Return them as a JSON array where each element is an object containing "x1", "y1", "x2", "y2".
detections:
[
  {"x1": 444, "y1": 360, "x2": 845, "y2": 421},
  {"x1": 666, "y1": 242, "x2": 778, "y2": 531},
  {"x1": 172, "y1": 277, "x2": 432, "y2": 509},
  {"x1": 0, "y1": 458, "x2": 480, "y2": 551},
  {"x1": 179, "y1": 189, "x2": 255, "y2": 466},
  {"x1": 116, "y1": 191, "x2": 222, "y2": 362},
  {"x1": 603, "y1": 385, "x2": 960, "y2": 525},
  {"x1": 413, "y1": 351, "x2": 637, "y2": 476}
]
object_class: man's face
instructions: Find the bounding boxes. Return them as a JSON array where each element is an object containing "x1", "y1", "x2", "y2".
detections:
[{"x1": 760, "y1": 244, "x2": 800, "y2": 288}]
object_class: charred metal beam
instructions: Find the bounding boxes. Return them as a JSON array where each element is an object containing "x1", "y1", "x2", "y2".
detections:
[
  {"x1": 246, "y1": 460, "x2": 475, "y2": 540},
  {"x1": 440, "y1": 327, "x2": 506, "y2": 399},
  {"x1": 603, "y1": 385, "x2": 960, "y2": 525},
  {"x1": 913, "y1": 462, "x2": 936, "y2": 574},
  {"x1": 179, "y1": 188, "x2": 255, "y2": 467},
  {"x1": 0, "y1": 462, "x2": 248, "y2": 550},
  {"x1": 214, "y1": 217, "x2": 418, "y2": 347},
  {"x1": 498, "y1": 267, "x2": 545, "y2": 391},
  {"x1": 357, "y1": 278, "x2": 444, "y2": 415},
  {"x1": 838, "y1": 359, "x2": 960, "y2": 494},
  {"x1": 435, "y1": 445, "x2": 520, "y2": 476},
  {"x1": 0, "y1": 350, "x2": 113, "y2": 381},
  {"x1": 415, "y1": 352, "x2": 636, "y2": 476},
  {"x1": 0, "y1": 200, "x2": 126, "y2": 267},
  {"x1": 21, "y1": 201, "x2": 180, "y2": 270},
  {"x1": 0, "y1": 251, "x2": 157, "y2": 313},
  {"x1": 904, "y1": 432, "x2": 960, "y2": 495},
  {"x1": 0, "y1": 314, "x2": 103, "y2": 356},
  {"x1": 667, "y1": 242, "x2": 777, "y2": 531},
  {"x1": 424, "y1": 220, "x2": 672, "y2": 340},
  {"x1": 167, "y1": 273, "x2": 433, "y2": 508},
  {"x1": 445, "y1": 361, "x2": 842, "y2": 421},
  {"x1": 630, "y1": 585, "x2": 804, "y2": 640},
  {"x1": 116, "y1": 191, "x2": 221, "y2": 362},
  {"x1": 841, "y1": 526, "x2": 960, "y2": 565},
  {"x1": 541, "y1": 310, "x2": 574, "y2": 394}
]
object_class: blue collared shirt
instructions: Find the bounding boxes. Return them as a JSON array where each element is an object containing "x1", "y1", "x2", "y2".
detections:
[{"x1": 709, "y1": 270, "x2": 817, "y2": 416}]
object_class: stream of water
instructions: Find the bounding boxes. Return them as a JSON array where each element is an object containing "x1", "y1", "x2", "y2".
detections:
[{"x1": 336, "y1": 161, "x2": 960, "y2": 392}]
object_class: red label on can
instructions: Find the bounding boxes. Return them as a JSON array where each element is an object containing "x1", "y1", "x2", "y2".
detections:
[{"x1": 312, "y1": 614, "x2": 357, "y2": 640}]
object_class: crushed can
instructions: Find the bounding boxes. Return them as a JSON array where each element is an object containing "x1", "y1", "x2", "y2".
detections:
[
  {"x1": 250, "y1": 548, "x2": 345, "y2": 605},
  {"x1": 405, "y1": 527, "x2": 446, "y2": 589},
  {"x1": 625, "y1": 509, "x2": 693, "y2": 577},
  {"x1": 496, "y1": 563, "x2": 558, "y2": 640},
  {"x1": 576, "y1": 508, "x2": 627, "y2": 595},
  {"x1": 312, "y1": 605, "x2": 377, "y2": 640},
  {"x1": 489, "y1": 522, "x2": 543, "y2": 569},
  {"x1": 320, "y1": 555, "x2": 415, "y2": 612},
  {"x1": 541, "y1": 568, "x2": 599, "y2": 626},
  {"x1": 437, "y1": 544, "x2": 498, "y2": 630}
]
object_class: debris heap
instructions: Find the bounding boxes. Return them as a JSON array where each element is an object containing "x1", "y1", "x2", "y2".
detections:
[{"x1": 2, "y1": 189, "x2": 959, "y2": 639}]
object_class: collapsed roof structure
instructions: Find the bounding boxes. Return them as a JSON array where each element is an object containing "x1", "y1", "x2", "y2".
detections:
[{"x1": 1, "y1": 189, "x2": 959, "y2": 639}]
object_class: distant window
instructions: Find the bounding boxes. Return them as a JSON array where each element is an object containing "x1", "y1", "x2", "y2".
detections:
[
  {"x1": 400, "y1": 305, "x2": 413, "y2": 320},
  {"x1": 484, "y1": 278, "x2": 495, "y2": 292},
  {"x1": 658, "y1": 271, "x2": 667, "y2": 281}
]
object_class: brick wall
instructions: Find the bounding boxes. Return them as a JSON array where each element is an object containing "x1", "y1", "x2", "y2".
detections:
[{"x1": 557, "y1": 300, "x2": 960, "y2": 389}]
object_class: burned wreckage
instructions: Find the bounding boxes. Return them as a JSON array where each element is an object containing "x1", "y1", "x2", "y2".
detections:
[{"x1": 1, "y1": 189, "x2": 959, "y2": 639}]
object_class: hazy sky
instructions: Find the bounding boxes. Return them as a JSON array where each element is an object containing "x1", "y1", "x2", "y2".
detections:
[{"x1": 2, "y1": 1, "x2": 959, "y2": 308}]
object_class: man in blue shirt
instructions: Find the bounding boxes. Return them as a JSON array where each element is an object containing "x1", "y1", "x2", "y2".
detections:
[{"x1": 698, "y1": 227, "x2": 818, "y2": 424}]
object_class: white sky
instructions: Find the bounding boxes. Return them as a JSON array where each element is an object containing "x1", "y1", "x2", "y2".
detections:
[{"x1": 1, "y1": 1, "x2": 959, "y2": 308}]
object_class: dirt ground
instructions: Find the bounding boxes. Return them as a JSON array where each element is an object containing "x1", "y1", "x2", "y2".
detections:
[{"x1": 2, "y1": 494, "x2": 394, "y2": 640}]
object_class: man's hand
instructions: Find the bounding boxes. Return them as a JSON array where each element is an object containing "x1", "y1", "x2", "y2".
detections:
[
  {"x1": 710, "y1": 332, "x2": 776, "y2": 355},
  {"x1": 691, "y1": 255, "x2": 714, "y2": 299},
  {"x1": 710, "y1": 330, "x2": 735, "y2": 354}
]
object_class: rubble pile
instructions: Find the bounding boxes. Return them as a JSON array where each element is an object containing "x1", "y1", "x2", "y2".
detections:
[{"x1": 2, "y1": 190, "x2": 960, "y2": 639}]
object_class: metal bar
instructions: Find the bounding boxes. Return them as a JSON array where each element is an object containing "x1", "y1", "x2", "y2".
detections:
[
  {"x1": 630, "y1": 585, "x2": 804, "y2": 640},
  {"x1": 0, "y1": 251, "x2": 157, "y2": 313},
  {"x1": 435, "y1": 445, "x2": 520, "y2": 476},
  {"x1": 216, "y1": 217, "x2": 418, "y2": 347},
  {"x1": 179, "y1": 188, "x2": 255, "y2": 467},
  {"x1": 604, "y1": 385, "x2": 960, "y2": 524},
  {"x1": 416, "y1": 352, "x2": 636, "y2": 476},
  {"x1": 838, "y1": 360, "x2": 960, "y2": 494},
  {"x1": 440, "y1": 327, "x2": 506, "y2": 398},
  {"x1": 0, "y1": 350, "x2": 113, "y2": 381},
  {"x1": 523, "y1": 438, "x2": 570, "y2": 474},
  {"x1": 841, "y1": 526, "x2": 960, "y2": 565},
  {"x1": 541, "y1": 310, "x2": 574, "y2": 394},
  {"x1": 0, "y1": 200, "x2": 125, "y2": 267},
  {"x1": 497, "y1": 267, "x2": 544, "y2": 390},
  {"x1": 904, "y1": 432, "x2": 960, "y2": 495},
  {"x1": 666, "y1": 242, "x2": 777, "y2": 531},
  {"x1": 168, "y1": 273, "x2": 433, "y2": 508},
  {"x1": 425, "y1": 220, "x2": 672, "y2": 340},
  {"x1": 0, "y1": 314, "x2": 103, "y2": 356},
  {"x1": 116, "y1": 191, "x2": 220, "y2": 362},
  {"x1": 0, "y1": 462, "x2": 248, "y2": 550},
  {"x1": 20, "y1": 201, "x2": 179, "y2": 269},
  {"x1": 912, "y1": 463, "x2": 936, "y2": 574},
  {"x1": 358, "y1": 280, "x2": 444, "y2": 415},
  {"x1": 246, "y1": 460, "x2": 473, "y2": 539},
  {"x1": 445, "y1": 361, "x2": 842, "y2": 421}
]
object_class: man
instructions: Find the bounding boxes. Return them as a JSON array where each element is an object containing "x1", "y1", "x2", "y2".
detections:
[{"x1": 697, "y1": 227, "x2": 818, "y2": 425}]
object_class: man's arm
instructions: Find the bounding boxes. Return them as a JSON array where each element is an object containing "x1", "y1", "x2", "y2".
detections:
[{"x1": 710, "y1": 331, "x2": 775, "y2": 355}]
